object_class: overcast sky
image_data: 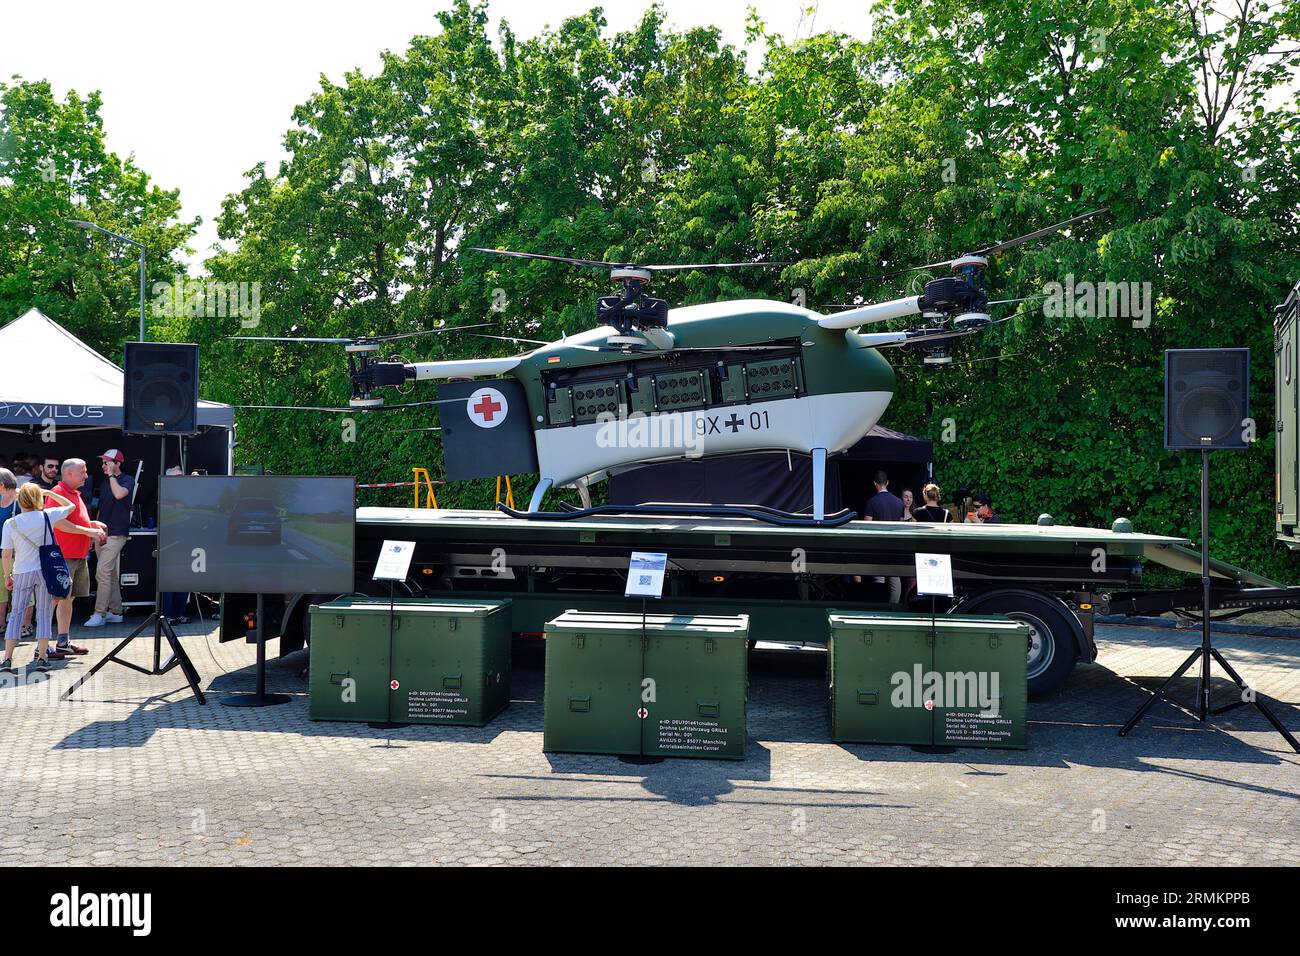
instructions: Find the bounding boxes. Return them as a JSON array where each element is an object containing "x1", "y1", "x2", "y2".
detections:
[{"x1": 1, "y1": 1, "x2": 872, "y2": 268}]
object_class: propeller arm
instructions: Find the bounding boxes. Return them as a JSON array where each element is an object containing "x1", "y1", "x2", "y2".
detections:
[
  {"x1": 818, "y1": 296, "x2": 922, "y2": 330},
  {"x1": 409, "y1": 356, "x2": 523, "y2": 381},
  {"x1": 854, "y1": 330, "x2": 912, "y2": 347}
]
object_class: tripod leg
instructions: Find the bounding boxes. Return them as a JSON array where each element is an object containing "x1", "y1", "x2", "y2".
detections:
[
  {"x1": 160, "y1": 620, "x2": 206, "y2": 705},
  {"x1": 1119, "y1": 646, "x2": 1202, "y2": 738},
  {"x1": 60, "y1": 615, "x2": 155, "y2": 701},
  {"x1": 1208, "y1": 647, "x2": 1300, "y2": 754}
]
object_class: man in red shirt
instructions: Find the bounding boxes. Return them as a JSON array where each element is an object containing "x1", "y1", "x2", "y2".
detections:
[{"x1": 50, "y1": 459, "x2": 106, "y2": 657}]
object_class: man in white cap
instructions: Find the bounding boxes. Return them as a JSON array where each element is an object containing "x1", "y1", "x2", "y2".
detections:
[{"x1": 84, "y1": 450, "x2": 135, "y2": 627}]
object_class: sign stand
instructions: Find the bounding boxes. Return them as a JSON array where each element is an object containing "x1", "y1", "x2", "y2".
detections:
[
  {"x1": 622, "y1": 552, "x2": 667, "y2": 765},
  {"x1": 912, "y1": 553, "x2": 954, "y2": 754},
  {"x1": 369, "y1": 541, "x2": 415, "y2": 732}
]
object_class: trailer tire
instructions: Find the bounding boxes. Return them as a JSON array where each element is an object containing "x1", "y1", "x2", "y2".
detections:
[{"x1": 954, "y1": 589, "x2": 1080, "y2": 698}]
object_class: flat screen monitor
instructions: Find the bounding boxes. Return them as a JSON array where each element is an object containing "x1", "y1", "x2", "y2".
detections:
[{"x1": 158, "y1": 475, "x2": 355, "y2": 594}]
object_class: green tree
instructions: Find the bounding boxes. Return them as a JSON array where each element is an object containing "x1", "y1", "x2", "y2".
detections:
[{"x1": 0, "y1": 77, "x2": 197, "y2": 357}]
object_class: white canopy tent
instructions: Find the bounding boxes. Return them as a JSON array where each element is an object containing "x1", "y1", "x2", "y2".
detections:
[{"x1": 0, "y1": 308, "x2": 234, "y2": 429}]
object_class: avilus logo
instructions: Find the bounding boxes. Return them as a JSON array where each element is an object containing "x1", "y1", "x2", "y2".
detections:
[{"x1": 0, "y1": 402, "x2": 107, "y2": 421}]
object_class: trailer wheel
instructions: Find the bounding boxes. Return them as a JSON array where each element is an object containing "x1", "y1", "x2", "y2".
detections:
[{"x1": 954, "y1": 589, "x2": 1080, "y2": 698}]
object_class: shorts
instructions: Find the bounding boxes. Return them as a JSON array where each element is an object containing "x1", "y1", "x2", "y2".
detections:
[{"x1": 63, "y1": 558, "x2": 91, "y2": 599}]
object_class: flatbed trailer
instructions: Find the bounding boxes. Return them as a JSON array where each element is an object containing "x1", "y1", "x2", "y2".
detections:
[{"x1": 229, "y1": 506, "x2": 1298, "y2": 697}]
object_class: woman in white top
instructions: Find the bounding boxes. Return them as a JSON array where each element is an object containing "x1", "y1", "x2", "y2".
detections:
[{"x1": 1, "y1": 483, "x2": 105, "y2": 671}]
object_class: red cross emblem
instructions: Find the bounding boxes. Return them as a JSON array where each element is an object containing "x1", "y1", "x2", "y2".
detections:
[{"x1": 467, "y1": 387, "x2": 508, "y2": 428}]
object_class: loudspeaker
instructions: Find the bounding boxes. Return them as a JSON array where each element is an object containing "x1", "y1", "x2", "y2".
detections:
[
  {"x1": 1164, "y1": 348, "x2": 1249, "y2": 450},
  {"x1": 124, "y1": 342, "x2": 200, "y2": 436}
]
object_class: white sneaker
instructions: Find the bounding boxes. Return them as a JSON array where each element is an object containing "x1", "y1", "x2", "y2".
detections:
[
  {"x1": 83, "y1": 613, "x2": 107, "y2": 627},
  {"x1": 105, "y1": 612, "x2": 125, "y2": 623}
]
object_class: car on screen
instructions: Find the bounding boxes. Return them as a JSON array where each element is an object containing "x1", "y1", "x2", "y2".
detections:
[{"x1": 225, "y1": 497, "x2": 283, "y2": 545}]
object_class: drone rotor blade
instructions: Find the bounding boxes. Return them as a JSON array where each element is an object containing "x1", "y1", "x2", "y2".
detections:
[
  {"x1": 870, "y1": 207, "x2": 1109, "y2": 281},
  {"x1": 642, "y1": 261, "x2": 789, "y2": 272},
  {"x1": 366, "y1": 323, "x2": 492, "y2": 343},
  {"x1": 987, "y1": 293, "x2": 1047, "y2": 306},
  {"x1": 471, "y1": 332, "x2": 552, "y2": 346},
  {"x1": 975, "y1": 207, "x2": 1109, "y2": 257},
  {"x1": 236, "y1": 398, "x2": 464, "y2": 413},
  {"x1": 227, "y1": 336, "x2": 355, "y2": 344},
  {"x1": 469, "y1": 247, "x2": 621, "y2": 270}
]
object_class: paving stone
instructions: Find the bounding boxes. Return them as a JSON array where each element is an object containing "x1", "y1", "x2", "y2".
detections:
[{"x1": 0, "y1": 617, "x2": 1294, "y2": 865}]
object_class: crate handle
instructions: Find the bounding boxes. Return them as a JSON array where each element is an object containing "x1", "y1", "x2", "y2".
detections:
[
  {"x1": 442, "y1": 674, "x2": 462, "y2": 690},
  {"x1": 568, "y1": 696, "x2": 591, "y2": 713},
  {"x1": 857, "y1": 690, "x2": 879, "y2": 705},
  {"x1": 697, "y1": 700, "x2": 719, "y2": 718},
  {"x1": 329, "y1": 671, "x2": 350, "y2": 685}
]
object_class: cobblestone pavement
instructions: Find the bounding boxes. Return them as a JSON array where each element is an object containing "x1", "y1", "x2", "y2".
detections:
[{"x1": 0, "y1": 617, "x2": 1295, "y2": 866}]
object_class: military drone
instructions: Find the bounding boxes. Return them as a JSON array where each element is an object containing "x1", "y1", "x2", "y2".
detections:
[{"x1": 232, "y1": 209, "x2": 1106, "y2": 522}]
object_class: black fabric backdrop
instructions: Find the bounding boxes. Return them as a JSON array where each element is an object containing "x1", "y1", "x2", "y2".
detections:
[{"x1": 606, "y1": 427, "x2": 934, "y2": 514}]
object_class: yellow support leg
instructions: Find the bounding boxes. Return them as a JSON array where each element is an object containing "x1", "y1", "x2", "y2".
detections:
[
  {"x1": 412, "y1": 467, "x2": 439, "y2": 509},
  {"x1": 495, "y1": 475, "x2": 515, "y2": 510}
]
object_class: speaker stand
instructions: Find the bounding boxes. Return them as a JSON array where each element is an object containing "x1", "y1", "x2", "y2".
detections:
[
  {"x1": 62, "y1": 612, "x2": 205, "y2": 704},
  {"x1": 63, "y1": 438, "x2": 206, "y2": 704},
  {"x1": 1119, "y1": 450, "x2": 1299, "y2": 753}
]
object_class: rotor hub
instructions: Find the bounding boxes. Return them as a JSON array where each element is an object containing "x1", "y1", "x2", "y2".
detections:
[
  {"x1": 953, "y1": 311, "x2": 991, "y2": 331},
  {"x1": 611, "y1": 268, "x2": 652, "y2": 283}
]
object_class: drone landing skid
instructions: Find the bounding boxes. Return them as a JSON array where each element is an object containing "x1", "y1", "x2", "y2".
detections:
[{"x1": 497, "y1": 501, "x2": 859, "y2": 528}]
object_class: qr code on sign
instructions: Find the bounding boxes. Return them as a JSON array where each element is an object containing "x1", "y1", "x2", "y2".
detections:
[{"x1": 638, "y1": 574, "x2": 651, "y2": 586}]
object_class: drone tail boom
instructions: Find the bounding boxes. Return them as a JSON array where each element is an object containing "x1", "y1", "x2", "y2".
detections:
[
  {"x1": 818, "y1": 295, "x2": 922, "y2": 330},
  {"x1": 410, "y1": 356, "x2": 524, "y2": 381}
]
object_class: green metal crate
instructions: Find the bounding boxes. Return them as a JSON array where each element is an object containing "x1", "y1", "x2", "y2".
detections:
[
  {"x1": 827, "y1": 611, "x2": 1028, "y2": 749},
  {"x1": 309, "y1": 597, "x2": 512, "y2": 725},
  {"x1": 543, "y1": 610, "x2": 749, "y2": 760}
]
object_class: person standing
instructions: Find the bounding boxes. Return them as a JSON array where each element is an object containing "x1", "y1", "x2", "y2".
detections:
[
  {"x1": 863, "y1": 470, "x2": 905, "y2": 521},
  {"x1": 971, "y1": 492, "x2": 1002, "y2": 524},
  {"x1": 0, "y1": 470, "x2": 17, "y2": 636},
  {"x1": 12, "y1": 455, "x2": 32, "y2": 487},
  {"x1": 1, "y1": 484, "x2": 103, "y2": 671},
  {"x1": 914, "y1": 483, "x2": 953, "y2": 522},
  {"x1": 48, "y1": 459, "x2": 105, "y2": 657},
  {"x1": 34, "y1": 457, "x2": 58, "y2": 490},
  {"x1": 900, "y1": 488, "x2": 917, "y2": 521},
  {"x1": 84, "y1": 450, "x2": 134, "y2": 627}
]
